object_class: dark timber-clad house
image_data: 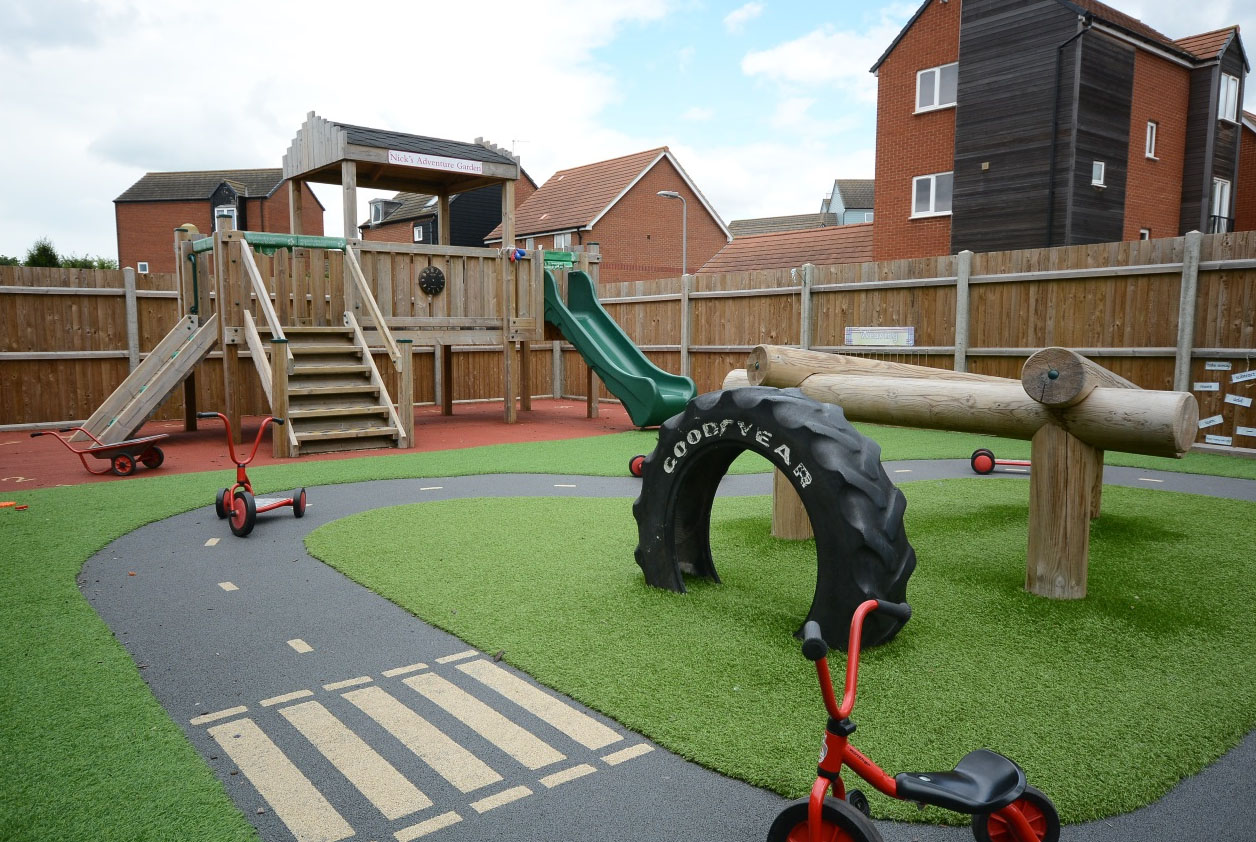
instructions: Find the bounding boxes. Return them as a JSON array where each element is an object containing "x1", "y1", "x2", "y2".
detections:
[
  {"x1": 359, "y1": 174, "x2": 537, "y2": 247},
  {"x1": 870, "y1": 0, "x2": 1249, "y2": 261}
]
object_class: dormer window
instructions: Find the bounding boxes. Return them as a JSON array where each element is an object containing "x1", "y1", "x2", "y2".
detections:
[
  {"x1": 916, "y1": 62, "x2": 958, "y2": 112},
  {"x1": 1219, "y1": 74, "x2": 1239, "y2": 123},
  {"x1": 370, "y1": 202, "x2": 384, "y2": 224}
]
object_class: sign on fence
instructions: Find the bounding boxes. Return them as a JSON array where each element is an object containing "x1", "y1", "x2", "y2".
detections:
[{"x1": 844, "y1": 326, "x2": 915, "y2": 346}]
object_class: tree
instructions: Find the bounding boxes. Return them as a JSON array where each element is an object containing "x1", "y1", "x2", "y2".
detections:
[
  {"x1": 0, "y1": 254, "x2": 19, "y2": 266},
  {"x1": 24, "y1": 237, "x2": 60, "y2": 267},
  {"x1": 60, "y1": 254, "x2": 119, "y2": 270}
]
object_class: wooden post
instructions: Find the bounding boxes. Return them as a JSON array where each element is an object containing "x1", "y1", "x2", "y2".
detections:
[
  {"x1": 270, "y1": 338, "x2": 292, "y2": 458},
  {"x1": 586, "y1": 363, "x2": 599, "y2": 419},
  {"x1": 799, "y1": 264, "x2": 814, "y2": 350},
  {"x1": 680, "y1": 273, "x2": 693, "y2": 378},
  {"x1": 954, "y1": 250, "x2": 972, "y2": 373},
  {"x1": 397, "y1": 338, "x2": 414, "y2": 447},
  {"x1": 501, "y1": 179, "x2": 517, "y2": 423},
  {"x1": 222, "y1": 237, "x2": 245, "y2": 445},
  {"x1": 341, "y1": 160, "x2": 358, "y2": 240},
  {"x1": 1173, "y1": 230, "x2": 1202, "y2": 392},
  {"x1": 288, "y1": 179, "x2": 304, "y2": 236},
  {"x1": 520, "y1": 340, "x2": 532, "y2": 411},
  {"x1": 123, "y1": 266, "x2": 140, "y2": 372},
  {"x1": 772, "y1": 470, "x2": 813, "y2": 540},
  {"x1": 183, "y1": 376, "x2": 198, "y2": 433},
  {"x1": 551, "y1": 340, "x2": 563, "y2": 398},
  {"x1": 1026, "y1": 422, "x2": 1100, "y2": 599},
  {"x1": 437, "y1": 342, "x2": 454, "y2": 415},
  {"x1": 438, "y1": 193, "x2": 452, "y2": 246}
]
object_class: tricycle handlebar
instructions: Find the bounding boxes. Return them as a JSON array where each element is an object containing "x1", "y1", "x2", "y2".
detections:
[
  {"x1": 808, "y1": 599, "x2": 912, "y2": 721},
  {"x1": 196, "y1": 411, "x2": 219, "y2": 420}
]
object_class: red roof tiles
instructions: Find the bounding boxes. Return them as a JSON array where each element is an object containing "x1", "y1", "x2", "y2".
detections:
[{"x1": 698, "y1": 224, "x2": 873, "y2": 274}]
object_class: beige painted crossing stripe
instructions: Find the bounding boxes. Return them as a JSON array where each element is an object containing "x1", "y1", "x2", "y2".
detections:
[
  {"x1": 601, "y1": 744, "x2": 654, "y2": 766},
  {"x1": 419, "y1": 486, "x2": 443, "y2": 492},
  {"x1": 469, "y1": 785, "x2": 531, "y2": 813},
  {"x1": 394, "y1": 811, "x2": 461, "y2": 841},
  {"x1": 190, "y1": 705, "x2": 247, "y2": 725},
  {"x1": 280, "y1": 700, "x2": 432, "y2": 820},
  {"x1": 405, "y1": 673, "x2": 565, "y2": 770},
  {"x1": 207, "y1": 717, "x2": 353, "y2": 842},
  {"x1": 435, "y1": 650, "x2": 477, "y2": 665},
  {"x1": 323, "y1": 676, "x2": 373, "y2": 692},
  {"x1": 218, "y1": 581, "x2": 237, "y2": 591},
  {"x1": 205, "y1": 537, "x2": 220, "y2": 547},
  {"x1": 1139, "y1": 477, "x2": 1166, "y2": 483},
  {"x1": 261, "y1": 689, "x2": 313, "y2": 708},
  {"x1": 553, "y1": 483, "x2": 577, "y2": 488},
  {"x1": 344, "y1": 685, "x2": 502, "y2": 793},
  {"x1": 539, "y1": 763, "x2": 596, "y2": 788},
  {"x1": 458, "y1": 659, "x2": 622, "y2": 750},
  {"x1": 289, "y1": 639, "x2": 314, "y2": 653},
  {"x1": 382, "y1": 662, "x2": 428, "y2": 678}
]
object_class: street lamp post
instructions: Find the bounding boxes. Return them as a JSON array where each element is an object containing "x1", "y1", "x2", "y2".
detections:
[{"x1": 656, "y1": 190, "x2": 687, "y2": 276}]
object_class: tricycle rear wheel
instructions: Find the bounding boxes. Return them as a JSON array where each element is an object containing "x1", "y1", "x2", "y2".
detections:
[
  {"x1": 293, "y1": 488, "x2": 307, "y2": 518},
  {"x1": 215, "y1": 488, "x2": 230, "y2": 519},
  {"x1": 767, "y1": 796, "x2": 882, "y2": 842},
  {"x1": 971, "y1": 785, "x2": 1059, "y2": 842},
  {"x1": 229, "y1": 490, "x2": 257, "y2": 537}
]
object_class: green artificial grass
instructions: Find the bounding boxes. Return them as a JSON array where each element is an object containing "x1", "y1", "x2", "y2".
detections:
[
  {"x1": 1, "y1": 421, "x2": 1253, "y2": 840},
  {"x1": 306, "y1": 483, "x2": 1256, "y2": 825}
]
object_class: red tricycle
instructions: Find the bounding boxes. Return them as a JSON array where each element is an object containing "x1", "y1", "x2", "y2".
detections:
[
  {"x1": 768, "y1": 600, "x2": 1058, "y2": 842},
  {"x1": 30, "y1": 426, "x2": 168, "y2": 476},
  {"x1": 197, "y1": 412, "x2": 306, "y2": 538},
  {"x1": 970, "y1": 448, "x2": 1032, "y2": 475}
]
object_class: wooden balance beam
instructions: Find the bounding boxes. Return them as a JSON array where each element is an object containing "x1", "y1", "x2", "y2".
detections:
[{"x1": 728, "y1": 345, "x2": 1199, "y2": 599}]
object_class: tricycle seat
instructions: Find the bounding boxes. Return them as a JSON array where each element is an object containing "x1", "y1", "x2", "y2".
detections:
[{"x1": 894, "y1": 748, "x2": 1025, "y2": 814}]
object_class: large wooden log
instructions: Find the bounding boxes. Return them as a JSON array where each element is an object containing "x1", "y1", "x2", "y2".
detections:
[
  {"x1": 1021, "y1": 346, "x2": 1138, "y2": 407},
  {"x1": 792, "y1": 373, "x2": 1196, "y2": 458},
  {"x1": 747, "y1": 344, "x2": 1010, "y2": 388}
]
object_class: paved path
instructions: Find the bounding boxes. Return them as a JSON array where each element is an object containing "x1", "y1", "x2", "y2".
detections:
[{"x1": 83, "y1": 463, "x2": 1256, "y2": 842}]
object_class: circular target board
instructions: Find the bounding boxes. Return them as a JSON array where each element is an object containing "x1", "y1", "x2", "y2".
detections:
[{"x1": 419, "y1": 266, "x2": 445, "y2": 296}]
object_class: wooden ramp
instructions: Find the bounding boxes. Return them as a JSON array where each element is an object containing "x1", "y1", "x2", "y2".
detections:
[{"x1": 72, "y1": 314, "x2": 219, "y2": 445}]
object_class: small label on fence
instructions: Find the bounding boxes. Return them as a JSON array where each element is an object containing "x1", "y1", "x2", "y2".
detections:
[
  {"x1": 1198, "y1": 415, "x2": 1224, "y2": 429},
  {"x1": 1232, "y1": 370, "x2": 1256, "y2": 384},
  {"x1": 844, "y1": 326, "x2": 915, "y2": 347},
  {"x1": 1225, "y1": 394, "x2": 1253, "y2": 408},
  {"x1": 1205, "y1": 434, "x2": 1234, "y2": 446},
  {"x1": 1237, "y1": 426, "x2": 1256, "y2": 438},
  {"x1": 1206, "y1": 361, "x2": 1232, "y2": 371},
  {"x1": 1194, "y1": 382, "x2": 1220, "y2": 392}
]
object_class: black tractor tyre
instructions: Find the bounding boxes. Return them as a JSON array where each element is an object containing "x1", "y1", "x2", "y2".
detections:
[{"x1": 632, "y1": 387, "x2": 916, "y2": 650}]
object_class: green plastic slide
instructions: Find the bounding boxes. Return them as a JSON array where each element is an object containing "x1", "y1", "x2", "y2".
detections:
[{"x1": 544, "y1": 270, "x2": 696, "y2": 427}]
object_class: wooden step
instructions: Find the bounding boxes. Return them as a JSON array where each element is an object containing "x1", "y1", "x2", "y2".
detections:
[
  {"x1": 287, "y1": 383, "x2": 381, "y2": 398},
  {"x1": 295, "y1": 426, "x2": 399, "y2": 443},
  {"x1": 288, "y1": 405, "x2": 392, "y2": 421},
  {"x1": 290, "y1": 343, "x2": 362, "y2": 355},
  {"x1": 298, "y1": 434, "x2": 399, "y2": 455},
  {"x1": 261, "y1": 325, "x2": 352, "y2": 335},
  {"x1": 291, "y1": 363, "x2": 370, "y2": 377}
]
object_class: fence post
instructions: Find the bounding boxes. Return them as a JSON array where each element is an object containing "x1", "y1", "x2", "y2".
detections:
[
  {"x1": 1173, "y1": 230, "x2": 1202, "y2": 392},
  {"x1": 123, "y1": 266, "x2": 140, "y2": 372},
  {"x1": 397, "y1": 338, "x2": 414, "y2": 447},
  {"x1": 799, "y1": 264, "x2": 814, "y2": 349},
  {"x1": 680, "y1": 273, "x2": 692, "y2": 378},
  {"x1": 953, "y1": 250, "x2": 973, "y2": 373}
]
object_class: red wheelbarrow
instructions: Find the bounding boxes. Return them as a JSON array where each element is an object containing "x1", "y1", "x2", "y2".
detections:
[{"x1": 30, "y1": 427, "x2": 168, "y2": 476}]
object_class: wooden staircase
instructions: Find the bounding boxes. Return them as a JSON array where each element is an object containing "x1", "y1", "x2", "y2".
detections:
[{"x1": 265, "y1": 325, "x2": 403, "y2": 455}]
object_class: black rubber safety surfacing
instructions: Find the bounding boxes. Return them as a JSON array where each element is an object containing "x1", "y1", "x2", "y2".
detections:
[{"x1": 632, "y1": 387, "x2": 915, "y2": 650}]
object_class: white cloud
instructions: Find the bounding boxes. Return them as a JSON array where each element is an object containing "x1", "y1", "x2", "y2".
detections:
[
  {"x1": 682, "y1": 106, "x2": 716, "y2": 122},
  {"x1": 723, "y1": 2, "x2": 763, "y2": 33}
]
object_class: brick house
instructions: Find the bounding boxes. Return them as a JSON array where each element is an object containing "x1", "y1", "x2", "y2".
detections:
[
  {"x1": 115, "y1": 169, "x2": 324, "y2": 273},
  {"x1": 485, "y1": 148, "x2": 730, "y2": 283},
  {"x1": 1238, "y1": 112, "x2": 1256, "y2": 231},
  {"x1": 699, "y1": 224, "x2": 873, "y2": 273},
  {"x1": 869, "y1": 0, "x2": 1248, "y2": 261},
  {"x1": 359, "y1": 173, "x2": 537, "y2": 246},
  {"x1": 820, "y1": 179, "x2": 876, "y2": 224}
]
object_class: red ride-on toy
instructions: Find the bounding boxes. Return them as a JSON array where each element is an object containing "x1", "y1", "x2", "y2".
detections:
[
  {"x1": 970, "y1": 448, "x2": 1032, "y2": 475},
  {"x1": 629, "y1": 454, "x2": 646, "y2": 477},
  {"x1": 768, "y1": 600, "x2": 1059, "y2": 842},
  {"x1": 197, "y1": 412, "x2": 306, "y2": 538},
  {"x1": 30, "y1": 426, "x2": 168, "y2": 476}
]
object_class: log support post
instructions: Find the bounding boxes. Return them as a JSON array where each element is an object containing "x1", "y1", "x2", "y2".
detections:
[
  {"x1": 1026, "y1": 422, "x2": 1100, "y2": 598},
  {"x1": 771, "y1": 471, "x2": 813, "y2": 540}
]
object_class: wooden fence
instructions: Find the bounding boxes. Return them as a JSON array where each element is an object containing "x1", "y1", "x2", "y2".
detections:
[{"x1": 3, "y1": 231, "x2": 1255, "y2": 450}]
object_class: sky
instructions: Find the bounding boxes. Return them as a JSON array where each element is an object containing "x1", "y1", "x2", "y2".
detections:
[{"x1": 0, "y1": 0, "x2": 1252, "y2": 261}]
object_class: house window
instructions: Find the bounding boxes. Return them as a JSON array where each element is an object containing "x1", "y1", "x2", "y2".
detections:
[
  {"x1": 1091, "y1": 161, "x2": 1106, "y2": 187},
  {"x1": 137, "y1": 261, "x2": 149, "y2": 274},
  {"x1": 916, "y1": 62, "x2": 958, "y2": 112},
  {"x1": 1219, "y1": 74, "x2": 1240, "y2": 122},
  {"x1": 864, "y1": 212, "x2": 874, "y2": 222},
  {"x1": 911, "y1": 172, "x2": 953, "y2": 217},
  {"x1": 553, "y1": 232, "x2": 572, "y2": 249},
  {"x1": 412, "y1": 224, "x2": 424, "y2": 243},
  {"x1": 1145, "y1": 122, "x2": 1157, "y2": 158},
  {"x1": 371, "y1": 203, "x2": 384, "y2": 224},
  {"x1": 525, "y1": 237, "x2": 535, "y2": 250},
  {"x1": 214, "y1": 205, "x2": 237, "y2": 232},
  {"x1": 1211, "y1": 178, "x2": 1232, "y2": 232},
  {"x1": 1138, "y1": 229, "x2": 1150, "y2": 240}
]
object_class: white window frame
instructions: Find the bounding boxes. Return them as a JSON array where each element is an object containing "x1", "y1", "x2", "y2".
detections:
[
  {"x1": 371, "y1": 203, "x2": 384, "y2": 224},
  {"x1": 137, "y1": 261, "x2": 149, "y2": 274},
  {"x1": 1219, "y1": 73, "x2": 1240, "y2": 123},
  {"x1": 412, "y1": 224, "x2": 424, "y2": 243},
  {"x1": 1212, "y1": 178, "x2": 1232, "y2": 217},
  {"x1": 863, "y1": 212, "x2": 874, "y2": 222},
  {"x1": 214, "y1": 204, "x2": 237, "y2": 232},
  {"x1": 552, "y1": 232, "x2": 572, "y2": 249},
  {"x1": 1091, "y1": 161, "x2": 1106, "y2": 187},
  {"x1": 1145, "y1": 121, "x2": 1157, "y2": 159},
  {"x1": 910, "y1": 172, "x2": 953, "y2": 218},
  {"x1": 525, "y1": 237, "x2": 535, "y2": 250},
  {"x1": 1138, "y1": 229, "x2": 1151, "y2": 240},
  {"x1": 915, "y1": 62, "x2": 958, "y2": 113}
]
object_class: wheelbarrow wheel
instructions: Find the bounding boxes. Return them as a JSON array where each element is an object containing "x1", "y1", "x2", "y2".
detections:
[
  {"x1": 230, "y1": 489, "x2": 257, "y2": 537},
  {"x1": 140, "y1": 446, "x2": 164, "y2": 470},
  {"x1": 111, "y1": 453, "x2": 136, "y2": 476},
  {"x1": 293, "y1": 488, "x2": 307, "y2": 518},
  {"x1": 214, "y1": 488, "x2": 231, "y2": 519}
]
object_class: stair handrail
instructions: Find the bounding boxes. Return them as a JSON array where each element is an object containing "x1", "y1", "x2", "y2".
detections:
[
  {"x1": 343, "y1": 245, "x2": 402, "y2": 370},
  {"x1": 238, "y1": 242, "x2": 295, "y2": 372},
  {"x1": 344, "y1": 310, "x2": 409, "y2": 448}
]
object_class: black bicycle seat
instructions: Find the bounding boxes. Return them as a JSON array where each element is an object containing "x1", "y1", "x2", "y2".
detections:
[{"x1": 893, "y1": 748, "x2": 1026, "y2": 814}]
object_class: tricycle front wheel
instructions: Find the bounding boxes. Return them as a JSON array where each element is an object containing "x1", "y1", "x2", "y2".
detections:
[
  {"x1": 229, "y1": 490, "x2": 257, "y2": 538},
  {"x1": 767, "y1": 796, "x2": 882, "y2": 842},
  {"x1": 293, "y1": 488, "x2": 307, "y2": 518},
  {"x1": 972, "y1": 785, "x2": 1059, "y2": 842}
]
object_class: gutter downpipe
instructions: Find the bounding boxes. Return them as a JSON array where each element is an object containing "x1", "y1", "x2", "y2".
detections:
[{"x1": 1045, "y1": 14, "x2": 1093, "y2": 247}]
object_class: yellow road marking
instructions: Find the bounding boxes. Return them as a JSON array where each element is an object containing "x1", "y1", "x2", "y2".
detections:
[
  {"x1": 218, "y1": 581, "x2": 238, "y2": 591},
  {"x1": 280, "y1": 700, "x2": 432, "y2": 821},
  {"x1": 323, "y1": 676, "x2": 373, "y2": 691},
  {"x1": 190, "y1": 705, "x2": 247, "y2": 725},
  {"x1": 288, "y1": 639, "x2": 313, "y2": 654},
  {"x1": 469, "y1": 785, "x2": 531, "y2": 813},
  {"x1": 207, "y1": 717, "x2": 353, "y2": 842},
  {"x1": 205, "y1": 538, "x2": 220, "y2": 547},
  {"x1": 435, "y1": 650, "x2": 477, "y2": 664},
  {"x1": 601, "y1": 744, "x2": 654, "y2": 766},
  {"x1": 382, "y1": 662, "x2": 428, "y2": 678},
  {"x1": 260, "y1": 690, "x2": 313, "y2": 707},
  {"x1": 539, "y1": 763, "x2": 596, "y2": 788},
  {"x1": 394, "y1": 811, "x2": 461, "y2": 841},
  {"x1": 344, "y1": 686, "x2": 501, "y2": 793},
  {"x1": 405, "y1": 672, "x2": 565, "y2": 770},
  {"x1": 458, "y1": 659, "x2": 622, "y2": 749}
]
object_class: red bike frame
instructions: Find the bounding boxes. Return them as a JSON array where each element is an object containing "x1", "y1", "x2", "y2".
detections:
[{"x1": 806, "y1": 600, "x2": 1042, "y2": 842}]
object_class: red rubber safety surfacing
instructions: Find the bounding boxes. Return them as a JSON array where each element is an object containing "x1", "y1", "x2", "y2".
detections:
[
  {"x1": 782, "y1": 817, "x2": 860, "y2": 842},
  {"x1": 986, "y1": 797, "x2": 1048, "y2": 842}
]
